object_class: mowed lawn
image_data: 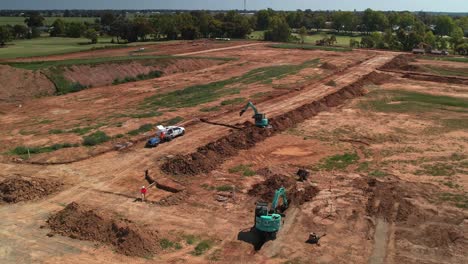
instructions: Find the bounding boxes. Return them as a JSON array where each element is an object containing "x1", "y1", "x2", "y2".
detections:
[
  {"x1": 248, "y1": 31, "x2": 361, "y2": 47},
  {"x1": 0, "y1": 37, "x2": 165, "y2": 59},
  {"x1": 0, "y1": 16, "x2": 98, "y2": 26},
  {"x1": 295, "y1": 34, "x2": 361, "y2": 46}
]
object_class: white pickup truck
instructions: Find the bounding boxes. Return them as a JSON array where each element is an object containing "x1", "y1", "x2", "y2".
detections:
[
  {"x1": 146, "y1": 125, "x2": 185, "y2": 148},
  {"x1": 156, "y1": 125, "x2": 185, "y2": 141}
]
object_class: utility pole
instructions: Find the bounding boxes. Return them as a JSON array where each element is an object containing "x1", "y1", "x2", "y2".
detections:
[{"x1": 244, "y1": 0, "x2": 246, "y2": 11}]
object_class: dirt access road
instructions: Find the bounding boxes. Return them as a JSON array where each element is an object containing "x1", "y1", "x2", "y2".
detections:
[{"x1": 0, "y1": 46, "x2": 396, "y2": 263}]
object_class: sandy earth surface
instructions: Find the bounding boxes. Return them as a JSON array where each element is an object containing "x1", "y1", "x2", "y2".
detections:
[{"x1": 0, "y1": 42, "x2": 466, "y2": 264}]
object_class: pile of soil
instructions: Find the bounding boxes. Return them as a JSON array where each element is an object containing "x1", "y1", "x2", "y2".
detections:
[
  {"x1": 0, "y1": 65, "x2": 55, "y2": 102},
  {"x1": 290, "y1": 185, "x2": 320, "y2": 205},
  {"x1": 365, "y1": 177, "x2": 467, "y2": 258},
  {"x1": 379, "y1": 54, "x2": 418, "y2": 71},
  {"x1": 320, "y1": 62, "x2": 338, "y2": 70},
  {"x1": 162, "y1": 71, "x2": 391, "y2": 176},
  {"x1": 397, "y1": 223, "x2": 463, "y2": 248},
  {"x1": 62, "y1": 58, "x2": 221, "y2": 88},
  {"x1": 248, "y1": 174, "x2": 319, "y2": 205},
  {"x1": 47, "y1": 202, "x2": 160, "y2": 257},
  {"x1": 0, "y1": 177, "x2": 63, "y2": 203},
  {"x1": 248, "y1": 174, "x2": 295, "y2": 201},
  {"x1": 402, "y1": 73, "x2": 468, "y2": 85},
  {"x1": 365, "y1": 178, "x2": 422, "y2": 222}
]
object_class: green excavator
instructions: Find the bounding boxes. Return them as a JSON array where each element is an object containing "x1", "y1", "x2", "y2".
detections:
[
  {"x1": 254, "y1": 187, "x2": 288, "y2": 240},
  {"x1": 239, "y1": 101, "x2": 269, "y2": 128}
]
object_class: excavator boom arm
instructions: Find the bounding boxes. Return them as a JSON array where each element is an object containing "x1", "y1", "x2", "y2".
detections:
[
  {"x1": 271, "y1": 187, "x2": 288, "y2": 211},
  {"x1": 239, "y1": 101, "x2": 259, "y2": 116}
]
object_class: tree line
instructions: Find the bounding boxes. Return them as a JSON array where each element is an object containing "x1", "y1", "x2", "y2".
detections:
[{"x1": 0, "y1": 9, "x2": 467, "y2": 54}]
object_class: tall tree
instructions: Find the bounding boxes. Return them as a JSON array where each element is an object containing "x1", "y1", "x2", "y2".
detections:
[
  {"x1": 24, "y1": 12, "x2": 44, "y2": 28},
  {"x1": 133, "y1": 17, "x2": 153, "y2": 41},
  {"x1": 0, "y1": 25, "x2": 12, "y2": 46},
  {"x1": 362, "y1": 8, "x2": 388, "y2": 33},
  {"x1": 83, "y1": 28, "x2": 98, "y2": 44},
  {"x1": 256, "y1": 9, "x2": 273, "y2": 30},
  {"x1": 65, "y1": 22, "x2": 85, "y2": 38},
  {"x1": 50, "y1": 19, "x2": 65, "y2": 37},
  {"x1": 435, "y1": 15, "x2": 455, "y2": 36},
  {"x1": 449, "y1": 26, "x2": 464, "y2": 50},
  {"x1": 298, "y1": 26, "x2": 307, "y2": 44},
  {"x1": 12, "y1": 24, "x2": 28, "y2": 39},
  {"x1": 333, "y1": 11, "x2": 357, "y2": 33},
  {"x1": 311, "y1": 14, "x2": 326, "y2": 32},
  {"x1": 264, "y1": 16, "x2": 291, "y2": 42}
]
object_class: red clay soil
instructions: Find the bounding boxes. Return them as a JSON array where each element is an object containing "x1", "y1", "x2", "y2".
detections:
[
  {"x1": 379, "y1": 54, "x2": 468, "y2": 84},
  {"x1": 161, "y1": 71, "x2": 391, "y2": 176},
  {"x1": 61, "y1": 58, "x2": 222, "y2": 88},
  {"x1": 248, "y1": 174, "x2": 296, "y2": 201},
  {"x1": 47, "y1": 202, "x2": 160, "y2": 257},
  {"x1": 0, "y1": 177, "x2": 63, "y2": 203},
  {"x1": 320, "y1": 62, "x2": 338, "y2": 70},
  {"x1": 0, "y1": 65, "x2": 55, "y2": 102},
  {"x1": 379, "y1": 54, "x2": 418, "y2": 71},
  {"x1": 402, "y1": 72, "x2": 468, "y2": 85},
  {"x1": 248, "y1": 174, "x2": 320, "y2": 205},
  {"x1": 364, "y1": 177, "x2": 466, "y2": 252}
]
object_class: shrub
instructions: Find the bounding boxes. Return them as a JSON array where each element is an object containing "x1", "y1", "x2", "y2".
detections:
[
  {"x1": 82, "y1": 131, "x2": 110, "y2": 146},
  {"x1": 127, "y1": 123, "x2": 154, "y2": 136},
  {"x1": 192, "y1": 240, "x2": 213, "y2": 256}
]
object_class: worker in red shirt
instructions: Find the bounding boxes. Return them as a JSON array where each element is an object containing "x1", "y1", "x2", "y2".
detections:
[{"x1": 140, "y1": 186, "x2": 147, "y2": 201}]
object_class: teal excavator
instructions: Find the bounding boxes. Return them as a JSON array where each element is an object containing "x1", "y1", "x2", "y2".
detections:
[
  {"x1": 239, "y1": 101, "x2": 269, "y2": 128},
  {"x1": 254, "y1": 187, "x2": 288, "y2": 240}
]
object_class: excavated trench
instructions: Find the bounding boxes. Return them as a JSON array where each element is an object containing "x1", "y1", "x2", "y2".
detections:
[
  {"x1": 161, "y1": 71, "x2": 390, "y2": 176},
  {"x1": 379, "y1": 54, "x2": 468, "y2": 85}
]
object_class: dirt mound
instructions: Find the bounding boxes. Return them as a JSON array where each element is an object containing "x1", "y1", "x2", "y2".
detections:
[
  {"x1": 320, "y1": 62, "x2": 338, "y2": 70},
  {"x1": 379, "y1": 54, "x2": 416, "y2": 71},
  {"x1": 0, "y1": 177, "x2": 63, "y2": 203},
  {"x1": 0, "y1": 65, "x2": 55, "y2": 102},
  {"x1": 402, "y1": 73, "x2": 468, "y2": 85},
  {"x1": 397, "y1": 224, "x2": 463, "y2": 248},
  {"x1": 290, "y1": 185, "x2": 320, "y2": 205},
  {"x1": 248, "y1": 174, "x2": 295, "y2": 201},
  {"x1": 248, "y1": 174, "x2": 319, "y2": 205},
  {"x1": 162, "y1": 71, "x2": 391, "y2": 176},
  {"x1": 62, "y1": 58, "x2": 221, "y2": 87},
  {"x1": 364, "y1": 71, "x2": 392, "y2": 85},
  {"x1": 47, "y1": 202, "x2": 160, "y2": 257},
  {"x1": 365, "y1": 178, "x2": 423, "y2": 222}
]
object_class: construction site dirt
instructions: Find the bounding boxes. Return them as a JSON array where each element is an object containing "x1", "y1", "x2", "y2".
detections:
[{"x1": 0, "y1": 41, "x2": 467, "y2": 264}]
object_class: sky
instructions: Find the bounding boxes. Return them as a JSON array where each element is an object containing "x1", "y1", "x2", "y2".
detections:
[{"x1": 1, "y1": 0, "x2": 467, "y2": 12}]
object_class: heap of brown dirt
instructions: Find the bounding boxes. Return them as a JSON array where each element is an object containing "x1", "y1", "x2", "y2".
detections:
[
  {"x1": 248, "y1": 174, "x2": 319, "y2": 205},
  {"x1": 379, "y1": 54, "x2": 417, "y2": 71},
  {"x1": 320, "y1": 62, "x2": 338, "y2": 70},
  {"x1": 402, "y1": 73, "x2": 468, "y2": 85},
  {"x1": 61, "y1": 58, "x2": 222, "y2": 87},
  {"x1": 47, "y1": 202, "x2": 160, "y2": 257},
  {"x1": 365, "y1": 178, "x2": 422, "y2": 222},
  {"x1": 0, "y1": 65, "x2": 55, "y2": 102},
  {"x1": 0, "y1": 177, "x2": 63, "y2": 203},
  {"x1": 248, "y1": 174, "x2": 295, "y2": 201},
  {"x1": 161, "y1": 71, "x2": 391, "y2": 176},
  {"x1": 290, "y1": 185, "x2": 320, "y2": 205},
  {"x1": 397, "y1": 223, "x2": 463, "y2": 248}
]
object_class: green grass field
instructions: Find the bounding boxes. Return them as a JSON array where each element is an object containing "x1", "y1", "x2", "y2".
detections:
[
  {"x1": 0, "y1": 16, "x2": 98, "y2": 26},
  {"x1": 0, "y1": 37, "x2": 172, "y2": 60},
  {"x1": 419, "y1": 56, "x2": 468, "y2": 63},
  {"x1": 299, "y1": 34, "x2": 361, "y2": 46},
  {"x1": 269, "y1": 43, "x2": 352, "y2": 52},
  {"x1": 248, "y1": 31, "x2": 361, "y2": 47}
]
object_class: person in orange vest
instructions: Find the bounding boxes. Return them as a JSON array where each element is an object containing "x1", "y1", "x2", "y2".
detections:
[
  {"x1": 140, "y1": 186, "x2": 147, "y2": 201},
  {"x1": 159, "y1": 131, "x2": 165, "y2": 141}
]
